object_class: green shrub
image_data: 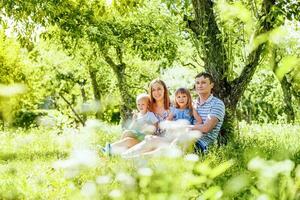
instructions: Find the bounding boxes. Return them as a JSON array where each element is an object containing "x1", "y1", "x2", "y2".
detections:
[{"x1": 12, "y1": 110, "x2": 47, "y2": 128}]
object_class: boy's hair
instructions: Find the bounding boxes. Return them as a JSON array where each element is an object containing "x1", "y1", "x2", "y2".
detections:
[
  {"x1": 136, "y1": 93, "x2": 150, "y2": 104},
  {"x1": 195, "y1": 72, "x2": 215, "y2": 83},
  {"x1": 174, "y1": 88, "x2": 193, "y2": 115},
  {"x1": 148, "y1": 79, "x2": 170, "y2": 111}
]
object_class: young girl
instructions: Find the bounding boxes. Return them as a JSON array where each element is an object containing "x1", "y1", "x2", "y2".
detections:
[
  {"x1": 103, "y1": 94, "x2": 158, "y2": 155},
  {"x1": 167, "y1": 87, "x2": 202, "y2": 125}
]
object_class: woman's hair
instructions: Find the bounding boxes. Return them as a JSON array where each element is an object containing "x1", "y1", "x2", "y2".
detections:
[
  {"x1": 174, "y1": 87, "x2": 193, "y2": 115},
  {"x1": 148, "y1": 79, "x2": 170, "y2": 111}
]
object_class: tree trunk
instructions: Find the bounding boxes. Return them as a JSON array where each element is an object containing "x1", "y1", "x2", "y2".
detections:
[
  {"x1": 271, "y1": 48, "x2": 295, "y2": 124},
  {"x1": 189, "y1": 0, "x2": 275, "y2": 143},
  {"x1": 280, "y1": 75, "x2": 295, "y2": 123},
  {"x1": 114, "y1": 66, "x2": 133, "y2": 122},
  {"x1": 87, "y1": 65, "x2": 102, "y2": 119},
  {"x1": 79, "y1": 81, "x2": 87, "y2": 122},
  {"x1": 102, "y1": 52, "x2": 133, "y2": 123}
]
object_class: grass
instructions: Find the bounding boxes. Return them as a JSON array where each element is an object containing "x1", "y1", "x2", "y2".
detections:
[{"x1": 0, "y1": 122, "x2": 300, "y2": 199}]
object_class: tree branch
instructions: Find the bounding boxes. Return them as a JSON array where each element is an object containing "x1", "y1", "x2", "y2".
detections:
[
  {"x1": 103, "y1": 53, "x2": 118, "y2": 72},
  {"x1": 116, "y1": 46, "x2": 123, "y2": 64},
  {"x1": 231, "y1": 45, "x2": 264, "y2": 105},
  {"x1": 181, "y1": 61, "x2": 198, "y2": 68},
  {"x1": 58, "y1": 93, "x2": 85, "y2": 126},
  {"x1": 230, "y1": 0, "x2": 276, "y2": 105}
]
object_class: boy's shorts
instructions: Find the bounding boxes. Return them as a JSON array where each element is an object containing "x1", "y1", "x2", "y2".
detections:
[{"x1": 131, "y1": 130, "x2": 146, "y2": 141}]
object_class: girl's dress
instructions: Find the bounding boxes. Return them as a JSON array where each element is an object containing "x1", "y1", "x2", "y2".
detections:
[{"x1": 170, "y1": 107, "x2": 194, "y2": 124}]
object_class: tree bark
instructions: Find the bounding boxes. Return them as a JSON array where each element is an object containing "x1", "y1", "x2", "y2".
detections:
[
  {"x1": 280, "y1": 75, "x2": 295, "y2": 123},
  {"x1": 88, "y1": 65, "x2": 101, "y2": 102},
  {"x1": 87, "y1": 65, "x2": 102, "y2": 119},
  {"x1": 79, "y1": 80, "x2": 87, "y2": 122},
  {"x1": 272, "y1": 48, "x2": 295, "y2": 124}
]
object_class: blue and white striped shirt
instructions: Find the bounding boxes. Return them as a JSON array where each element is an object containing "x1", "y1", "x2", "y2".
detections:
[{"x1": 193, "y1": 95, "x2": 225, "y2": 146}]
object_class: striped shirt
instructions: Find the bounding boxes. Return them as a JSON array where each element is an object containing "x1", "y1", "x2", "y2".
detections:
[{"x1": 193, "y1": 95, "x2": 225, "y2": 146}]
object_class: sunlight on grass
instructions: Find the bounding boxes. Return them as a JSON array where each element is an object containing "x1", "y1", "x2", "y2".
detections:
[{"x1": 0, "y1": 122, "x2": 300, "y2": 199}]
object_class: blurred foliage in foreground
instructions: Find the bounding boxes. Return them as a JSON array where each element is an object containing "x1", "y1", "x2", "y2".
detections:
[{"x1": 0, "y1": 121, "x2": 300, "y2": 199}]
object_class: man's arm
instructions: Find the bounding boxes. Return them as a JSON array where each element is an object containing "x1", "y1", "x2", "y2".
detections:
[
  {"x1": 192, "y1": 99, "x2": 225, "y2": 133},
  {"x1": 192, "y1": 115, "x2": 219, "y2": 133},
  {"x1": 193, "y1": 108, "x2": 203, "y2": 125}
]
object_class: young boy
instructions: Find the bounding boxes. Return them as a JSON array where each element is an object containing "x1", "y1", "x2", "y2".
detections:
[{"x1": 103, "y1": 94, "x2": 158, "y2": 155}]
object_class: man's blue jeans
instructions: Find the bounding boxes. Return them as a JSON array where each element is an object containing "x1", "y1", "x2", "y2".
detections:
[{"x1": 195, "y1": 139, "x2": 208, "y2": 153}]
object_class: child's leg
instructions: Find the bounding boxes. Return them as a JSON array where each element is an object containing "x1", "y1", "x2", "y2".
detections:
[
  {"x1": 121, "y1": 130, "x2": 136, "y2": 139},
  {"x1": 110, "y1": 137, "x2": 140, "y2": 155}
]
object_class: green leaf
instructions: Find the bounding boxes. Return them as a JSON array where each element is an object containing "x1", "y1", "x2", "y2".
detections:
[
  {"x1": 198, "y1": 186, "x2": 223, "y2": 200},
  {"x1": 275, "y1": 55, "x2": 300, "y2": 81},
  {"x1": 209, "y1": 160, "x2": 234, "y2": 179}
]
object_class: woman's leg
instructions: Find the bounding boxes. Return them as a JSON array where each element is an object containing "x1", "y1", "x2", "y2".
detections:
[
  {"x1": 110, "y1": 137, "x2": 140, "y2": 155},
  {"x1": 122, "y1": 135, "x2": 170, "y2": 157}
]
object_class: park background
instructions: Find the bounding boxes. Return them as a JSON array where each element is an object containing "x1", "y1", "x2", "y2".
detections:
[{"x1": 0, "y1": 0, "x2": 300, "y2": 199}]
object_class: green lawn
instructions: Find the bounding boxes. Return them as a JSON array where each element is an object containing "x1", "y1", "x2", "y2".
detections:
[{"x1": 1, "y1": 122, "x2": 300, "y2": 199}]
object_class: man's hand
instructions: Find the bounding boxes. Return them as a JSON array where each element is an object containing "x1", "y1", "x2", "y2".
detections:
[{"x1": 191, "y1": 115, "x2": 219, "y2": 133}]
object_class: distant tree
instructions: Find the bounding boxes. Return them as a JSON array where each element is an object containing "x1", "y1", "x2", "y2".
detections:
[{"x1": 0, "y1": 0, "x2": 180, "y2": 122}]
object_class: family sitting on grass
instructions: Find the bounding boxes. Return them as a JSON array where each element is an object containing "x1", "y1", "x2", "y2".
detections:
[{"x1": 103, "y1": 72, "x2": 225, "y2": 157}]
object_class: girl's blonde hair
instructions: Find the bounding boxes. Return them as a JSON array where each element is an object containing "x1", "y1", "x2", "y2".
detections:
[
  {"x1": 174, "y1": 88, "x2": 193, "y2": 115},
  {"x1": 148, "y1": 79, "x2": 170, "y2": 111}
]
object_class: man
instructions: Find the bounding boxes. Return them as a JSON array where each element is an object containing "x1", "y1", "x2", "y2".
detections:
[{"x1": 192, "y1": 72, "x2": 225, "y2": 152}]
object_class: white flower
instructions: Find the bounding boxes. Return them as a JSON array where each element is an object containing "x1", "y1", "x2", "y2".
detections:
[
  {"x1": 138, "y1": 167, "x2": 153, "y2": 177},
  {"x1": 162, "y1": 146, "x2": 183, "y2": 158},
  {"x1": 81, "y1": 181, "x2": 97, "y2": 197},
  {"x1": 248, "y1": 157, "x2": 266, "y2": 171},
  {"x1": 184, "y1": 154, "x2": 199, "y2": 162},
  {"x1": 116, "y1": 172, "x2": 135, "y2": 186},
  {"x1": 52, "y1": 149, "x2": 99, "y2": 170},
  {"x1": 96, "y1": 175, "x2": 112, "y2": 185},
  {"x1": 257, "y1": 194, "x2": 270, "y2": 200},
  {"x1": 109, "y1": 189, "x2": 123, "y2": 198}
]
